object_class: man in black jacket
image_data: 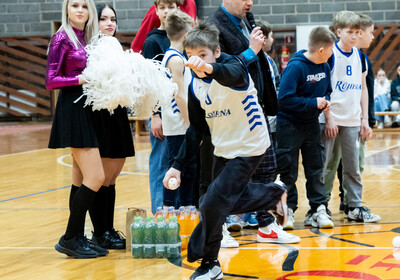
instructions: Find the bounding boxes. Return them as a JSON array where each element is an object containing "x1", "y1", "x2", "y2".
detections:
[{"x1": 207, "y1": 0, "x2": 300, "y2": 244}]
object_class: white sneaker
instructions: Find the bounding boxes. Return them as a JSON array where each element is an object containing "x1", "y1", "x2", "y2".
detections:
[
  {"x1": 221, "y1": 224, "x2": 239, "y2": 248},
  {"x1": 283, "y1": 208, "x2": 294, "y2": 230},
  {"x1": 377, "y1": 122, "x2": 384, "y2": 129},
  {"x1": 304, "y1": 211, "x2": 313, "y2": 226},
  {"x1": 384, "y1": 115, "x2": 392, "y2": 127},
  {"x1": 257, "y1": 220, "x2": 300, "y2": 244},
  {"x1": 348, "y1": 206, "x2": 381, "y2": 223},
  {"x1": 311, "y1": 205, "x2": 334, "y2": 228}
]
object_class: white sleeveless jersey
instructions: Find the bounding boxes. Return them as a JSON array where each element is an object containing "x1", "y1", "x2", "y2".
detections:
[
  {"x1": 190, "y1": 74, "x2": 270, "y2": 159},
  {"x1": 329, "y1": 44, "x2": 364, "y2": 126},
  {"x1": 161, "y1": 48, "x2": 191, "y2": 136}
]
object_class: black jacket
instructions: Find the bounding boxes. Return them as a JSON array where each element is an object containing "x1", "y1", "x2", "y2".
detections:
[
  {"x1": 207, "y1": 7, "x2": 278, "y2": 116},
  {"x1": 142, "y1": 28, "x2": 170, "y2": 61}
]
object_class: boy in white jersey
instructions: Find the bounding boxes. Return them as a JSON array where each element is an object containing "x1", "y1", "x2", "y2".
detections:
[
  {"x1": 322, "y1": 11, "x2": 380, "y2": 223},
  {"x1": 161, "y1": 10, "x2": 195, "y2": 208},
  {"x1": 163, "y1": 22, "x2": 288, "y2": 280}
]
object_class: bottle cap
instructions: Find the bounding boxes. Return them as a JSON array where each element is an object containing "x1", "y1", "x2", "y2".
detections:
[{"x1": 179, "y1": 206, "x2": 185, "y2": 211}]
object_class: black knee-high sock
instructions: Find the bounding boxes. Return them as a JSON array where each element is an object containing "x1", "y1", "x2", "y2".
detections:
[
  {"x1": 105, "y1": 184, "x2": 116, "y2": 231},
  {"x1": 64, "y1": 184, "x2": 96, "y2": 240},
  {"x1": 69, "y1": 185, "x2": 80, "y2": 211},
  {"x1": 89, "y1": 186, "x2": 108, "y2": 237}
]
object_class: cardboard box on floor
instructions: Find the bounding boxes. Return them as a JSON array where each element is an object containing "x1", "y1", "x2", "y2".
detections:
[{"x1": 126, "y1": 207, "x2": 147, "y2": 251}]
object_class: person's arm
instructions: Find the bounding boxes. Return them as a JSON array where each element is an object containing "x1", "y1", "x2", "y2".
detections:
[
  {"x1": 163, "y1": 83, "x2": 208, "y2": 188},
  {"x1": 167, "y1": 56, "x2": 189, "y2": 126},
  {"x1": 150, "y1": 114, "x2": 164, "y2": 140},
  {"x1": 360, "y1": 71, "x2": 370, "y2": 139},
  {"x1": 45, "y1": 33, "x2": 80, "y2": 90},
  {"x1": 130, "y1": 6, "x2": 160, "y2": 53}
]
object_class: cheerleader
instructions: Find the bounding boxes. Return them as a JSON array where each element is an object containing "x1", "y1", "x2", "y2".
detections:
[
  {"x1": 46, "y1": 0, "x2": 107, "y2": 258},
  {"x1": 88, "y1": 3, "x2": 135, "y2": 250}
]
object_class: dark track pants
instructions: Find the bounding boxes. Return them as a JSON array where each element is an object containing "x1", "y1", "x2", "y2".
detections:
[{"x1": 187, "y1": 154, "x2": 285, "y2": 262}]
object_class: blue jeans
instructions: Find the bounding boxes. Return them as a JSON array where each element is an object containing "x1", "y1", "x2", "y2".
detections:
[
  {"x1": 374, "y1": 95, "x2": 391, "y2": 123},
  {"x1": 276, "y1": 119, "x2": 327, "y2": 212},
  {"x1": 148, "y1": 123, "x2": 168, "y2": 214}
]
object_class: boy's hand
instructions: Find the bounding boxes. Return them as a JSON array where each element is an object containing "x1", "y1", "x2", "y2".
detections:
[
  {"x1": 163, "y1": 167, "x2": 181, "y2": 190},
  {"x1": 249, "y1": 27, "x2": 264, "y2": 55},
  {"x1": 151, "y1": 114, "x2": 164, "y2": 140},
  {"x1": 185, "y1": 56, "x2": 213, "y2": 77},
  {"x1": 361, "y1": 126, "x2": 373, "y2": 141},
  {"x1": 317, "y1": 97, "x2": 327, "y2": 109},
  {"x1": 325, "y1": 118, "x2": 338, "y2": 138},
  {"x1": 359, "y1": 119, "x2": 370, "y2": 140}
]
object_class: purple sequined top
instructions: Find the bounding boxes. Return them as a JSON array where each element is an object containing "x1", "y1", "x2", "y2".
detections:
[{"x1": 45, "y1": 26, "x2": 87, "y2": 90}]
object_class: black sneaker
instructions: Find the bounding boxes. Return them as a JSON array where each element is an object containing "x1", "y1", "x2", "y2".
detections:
[
  {"x1": 82, "y1": 235, "x2": 109, "y2": 256},
  {"x1": 92, "y1": 231, "x2": 125, "y2": 249},
  {"x1": 55, "y1": 235, "x2": 98, "y2": 259},
  {"x1": 190, "y1": 259, "x2": 223, "y2": 280},
  {"x1": 109, "y1": 228, "x2": 126, "y2": 248}
]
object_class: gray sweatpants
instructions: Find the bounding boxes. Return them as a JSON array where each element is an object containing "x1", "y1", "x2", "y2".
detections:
[{"x1": 322, "y1": 126, "x2": 363, "y2": 208}]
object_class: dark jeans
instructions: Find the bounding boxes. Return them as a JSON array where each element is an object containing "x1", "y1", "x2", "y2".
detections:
[
  {"x1": 276, "y1": 119, "x2": 327, "y2": 212},
  {"x1": 187, "y1": 153, "x2": 285, "y2": 262},
  {"x1": 163, "y1": 135, "x2": 197, "y2": 207},
  {"x1": 251, "y1": 120, "x2": 278, "y2": 227}
]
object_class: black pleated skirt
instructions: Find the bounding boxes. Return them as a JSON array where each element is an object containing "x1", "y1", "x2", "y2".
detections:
[
  {"x1": 91, "y1": 106, "x2": 135, "y2": 158},
  {"x1": 49, "y1": 85, "x2": 99, "y2": 149}
]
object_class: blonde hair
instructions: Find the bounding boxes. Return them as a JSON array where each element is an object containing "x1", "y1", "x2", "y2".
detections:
[
  {"x1": 60, "y1": 0, "x2": 98, "y2": 48},
  {"x1": 165, "y1": 10, "x2": 193, "y2": 41},
  {"x1": 333, "y1": 10, "x2": 360, "y2": 31},
  {"x1": 355, "y1": 12, "x2": 373, "y2": 30}
]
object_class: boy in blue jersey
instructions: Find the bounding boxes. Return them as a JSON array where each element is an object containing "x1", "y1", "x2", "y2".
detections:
[
  {"x1": 322, "y1": 11, "x2": 380, "y2": 223},
  {"x1": 163, "y1": 22, "x2": 287, "y2": 280},
  {"x1": 276, "y1": 27, "x2": 336, "y2": 229}
]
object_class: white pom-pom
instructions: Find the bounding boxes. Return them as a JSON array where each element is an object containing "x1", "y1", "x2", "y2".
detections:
[
  {"x1": 168, "y1": 178, "x2": 178, "y2": 190},
  {"x1": 81, "y1": 35, "x2": 176, "y2": 117}
]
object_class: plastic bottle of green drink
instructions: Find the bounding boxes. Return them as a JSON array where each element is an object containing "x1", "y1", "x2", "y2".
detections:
[
  {"x1": 143, "y1": 217, "x2": 156, "y2": 258},
  {"x1": 167, "y1": 216, "x2": 181, "y2": 259},
  {"x1": 130, "y1": 216, "x2": 144, "y2": 258},
  {"x1": 155, "y1": 216, "x2": 167, "y2": 258}
]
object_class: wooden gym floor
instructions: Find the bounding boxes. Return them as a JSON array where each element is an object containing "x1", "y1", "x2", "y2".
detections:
[{"x1": 0, "y1": 122, "x2": 400, "y2": 280}]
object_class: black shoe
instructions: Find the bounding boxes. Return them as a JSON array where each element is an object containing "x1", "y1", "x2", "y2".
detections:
[
  {"x1": 190, "y1": 259, "x2": 223, "y2": 280},
  {"x1": 109, "y1": 228, "x2": 126, "y2": 247},
  {"x1": 92, "y1": 231, "x2": 125, "y2": 249},
  {"x1": 55, "y1": 235, "x2": 98, "y2": 259},
  {"x1": 82, "y1": 235, "x2": 109, "y2": 256}
]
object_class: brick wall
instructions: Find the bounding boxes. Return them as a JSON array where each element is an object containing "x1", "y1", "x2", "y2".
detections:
[{"x1": 0, "y1": 0, "x2": 399, "y2": 37}]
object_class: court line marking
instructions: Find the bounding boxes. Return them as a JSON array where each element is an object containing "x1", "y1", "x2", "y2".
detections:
[
  {"x1": 0, "y1": 185, "x2": 71, "y2": 203},
  {"x1": 0, "y1": 247, "x2": 54, "y2": 250},
  {"x1": 235, "y1": 246, "x2": 396, "y2": 250},
  {"x1": 365, "y1": 143, "x2": 400, "y2": 157},
  {"x1": 0, "y1": 148, "x2": 47, "y2": 158}
]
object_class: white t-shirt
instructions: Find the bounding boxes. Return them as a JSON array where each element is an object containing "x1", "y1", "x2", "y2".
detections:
[
  {"x1": 190, "y1": 74, "x2": 270, "y2": 159},
  {"x1": 161, "y1": 48, "x2": 191, "y2": 136}
]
